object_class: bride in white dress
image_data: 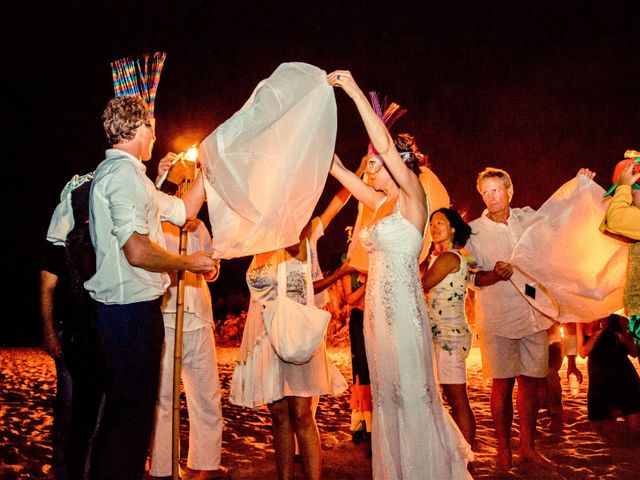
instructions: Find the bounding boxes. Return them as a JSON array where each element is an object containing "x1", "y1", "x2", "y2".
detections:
[{"x1": 327, "y1": 70, "x2": 473, "y2": 479}]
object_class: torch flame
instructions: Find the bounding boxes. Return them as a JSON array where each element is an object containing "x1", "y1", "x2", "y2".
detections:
[{"x1": 185, "y1": 145, "x2": 198, "y2": 163}]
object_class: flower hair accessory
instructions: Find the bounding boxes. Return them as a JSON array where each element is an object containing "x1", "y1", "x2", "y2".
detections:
[{"x1": 456, "y1": 246, "x2": 479, "y2": 274}]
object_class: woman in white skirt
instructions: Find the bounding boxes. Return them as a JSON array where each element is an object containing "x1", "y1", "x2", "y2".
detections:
[{"x1": 230, "y1": 226, "x2": 347, "y2": 480}]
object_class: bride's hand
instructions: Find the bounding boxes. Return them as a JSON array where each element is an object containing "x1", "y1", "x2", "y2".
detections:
[{"x1": 327, "y1": 70, "x2": 360, "y2": 98}]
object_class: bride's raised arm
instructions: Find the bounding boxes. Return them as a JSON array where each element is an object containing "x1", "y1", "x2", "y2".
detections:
[{"x1": 327, "y1": 70, "x2": 424, "y2": 204}]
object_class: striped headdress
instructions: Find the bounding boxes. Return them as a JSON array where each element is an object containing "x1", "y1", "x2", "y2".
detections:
[{"x1": 110, "y1": 51, "x2": 167, "y2": 117}]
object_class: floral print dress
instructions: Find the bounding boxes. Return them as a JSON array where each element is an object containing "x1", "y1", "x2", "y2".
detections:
[{"x1": 427, "y1": 249, "x2": 473, "y2": 360}]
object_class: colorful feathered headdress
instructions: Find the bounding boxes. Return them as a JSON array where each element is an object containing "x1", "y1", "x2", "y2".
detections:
[
  {"x1": 367, "y1": 91, "x2": 406, "y2": 156},
  {"x1": 369, "y1": 91, "x2": 406, "y2": 129},
  {"x1": 110, "y1": 51, "x2": 167, "y2": 117}
]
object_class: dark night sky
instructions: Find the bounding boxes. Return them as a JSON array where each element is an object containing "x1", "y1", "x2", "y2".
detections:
[{"x1": 3, "y1": 1, "x2": 640, "y2": 344}]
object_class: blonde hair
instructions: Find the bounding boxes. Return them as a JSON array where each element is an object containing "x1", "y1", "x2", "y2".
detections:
[
  {"x1": 476, "y1": 167, "x2": 512, "y2": 193},
  {"x1": 102, "y1": 95, "x2": 150, "y2": 146}
]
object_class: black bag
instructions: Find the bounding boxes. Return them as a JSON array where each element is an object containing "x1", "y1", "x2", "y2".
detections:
[{"x1": 61, "y1": 181, "x2": 97, "y2": 355}]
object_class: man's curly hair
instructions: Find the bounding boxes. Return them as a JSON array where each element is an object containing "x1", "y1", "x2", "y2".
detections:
[{"x1": 102, "y1": 95, "x2": 150, "y2": 146}]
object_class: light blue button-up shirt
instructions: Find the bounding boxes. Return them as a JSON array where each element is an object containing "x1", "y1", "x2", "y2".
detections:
[{"x1": 85, "y1": 149, "x2": 186, "y2": 304}]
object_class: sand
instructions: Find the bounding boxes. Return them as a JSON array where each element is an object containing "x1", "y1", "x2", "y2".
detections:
[{"x1": 1, "y1": 346, "x2": 639, "y2": 479}]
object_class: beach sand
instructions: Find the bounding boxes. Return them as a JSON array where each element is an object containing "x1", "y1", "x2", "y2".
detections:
[{"x1": 1, "y1": 346, "x2": 639, "y2": 479}]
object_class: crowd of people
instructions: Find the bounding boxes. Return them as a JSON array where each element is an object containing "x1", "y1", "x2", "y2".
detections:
[{"x1": 40, "y1": 66, "x2": 640, "y2": 480}]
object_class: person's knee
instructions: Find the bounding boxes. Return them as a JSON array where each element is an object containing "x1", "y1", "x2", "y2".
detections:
[
  {"x1": 291, "y1": 406, "x2": 315, "y2": 429},
  {"x1": 269, "y1": 400, "x2": 290, "y2": 427},
  {"x1": 492, "y1": 378, "x2": 515, "y2": 397},
  {"x1": 443, "y1": 385, "x2": 470, "y2": 410},
  {"x1": 517, "y1": 374, "x2": 542, "y2": 389},
  {"x1": 288, "y1": 398, "x2": 315, "y2": 429}
]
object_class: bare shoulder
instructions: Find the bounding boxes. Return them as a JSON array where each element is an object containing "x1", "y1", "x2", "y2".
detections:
[{"x1": 437, "y1": 251, "x2": 462, "y2": 269}]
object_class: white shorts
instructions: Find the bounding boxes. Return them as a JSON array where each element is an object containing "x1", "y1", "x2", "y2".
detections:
[
  {"x1": 478, "y1": 329, "x2": 548, "y2": 379},
  {"x1": 434, "y1": 347, "x2": 468, "y2": 385}
]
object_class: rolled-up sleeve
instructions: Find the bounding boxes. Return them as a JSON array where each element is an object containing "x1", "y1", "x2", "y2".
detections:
[
  {"x1": 105, "y1": 161, "x2": 150, "y2": 248},
  {"x1": 156, "y1": 188, "x2": 186, "y2": 226}
]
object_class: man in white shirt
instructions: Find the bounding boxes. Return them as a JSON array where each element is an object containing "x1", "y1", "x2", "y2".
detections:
[
  {"x1": 84, "y1": 95, "x2": 216, "y2": 480},
  {"x1": 149, "y1": 220, "x2": 223, "y2": 480},
  {"x1": 467, "y1": 166, "x2": 594, "y2": 473}
]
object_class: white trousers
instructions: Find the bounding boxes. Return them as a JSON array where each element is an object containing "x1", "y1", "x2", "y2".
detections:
[{"x1": 150, "y1": 325, "x2": 222, "y2": 475}]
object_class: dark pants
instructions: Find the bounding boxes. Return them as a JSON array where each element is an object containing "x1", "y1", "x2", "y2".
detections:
[
  {"x1": 89, "y1": 299, "x2": 164, "y2": 480},
  {"x1": 52, "y1": 350, "x2": 73, "y2": 480},
  {"x1": 51, "y1": 322, "x2": 103, "y2": 480},
  {"x1": 349, "y1": 308, "x2": 370, "y2": 385},
  {"x1": 63, "y1": 327, "x2": 104, "y2": 480}
]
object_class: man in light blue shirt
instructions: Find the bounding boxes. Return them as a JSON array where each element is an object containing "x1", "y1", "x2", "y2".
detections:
[{"x1": 85, "y1": 95, "x2": 216, "y2": 480}]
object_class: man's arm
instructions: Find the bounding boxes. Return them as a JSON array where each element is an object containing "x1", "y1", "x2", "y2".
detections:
[
  {"x1": 474, "y1": 261, "x2": 513, "y2": 287},
  {"x1": 123, "y1": 231, "x2": 215, "y2": 274},
  {"x1": 561, "y1": 322, "x2": 583, "y2": 382},
  {"x1": 40, "y1": 269, "x2": 62, "y2": 358}
]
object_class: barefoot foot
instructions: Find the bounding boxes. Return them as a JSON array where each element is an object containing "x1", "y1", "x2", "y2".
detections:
[
  {"x1": 519, "y1": 449, "x2": 554, "y2": 467},
  {"x1": 495, "y1": 448, "x2": 512, "y2": 472}
]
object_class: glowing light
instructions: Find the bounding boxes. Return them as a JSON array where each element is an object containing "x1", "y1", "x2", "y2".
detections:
[{"x1": 185, "y1": 145, "x2": 198, "y2": 163}]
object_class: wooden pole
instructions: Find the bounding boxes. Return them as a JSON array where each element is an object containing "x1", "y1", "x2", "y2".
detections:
[
  {"x1": 172, "y1": 223, "x2": 187, "y2": 480},
  {"x1": 171, "y1": 169, "x2": 193, "y2": 480}
]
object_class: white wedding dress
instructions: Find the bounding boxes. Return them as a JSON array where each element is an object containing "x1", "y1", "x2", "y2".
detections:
[{"x1": 360, "y1": 204, "x2": 473, "y2": 479}]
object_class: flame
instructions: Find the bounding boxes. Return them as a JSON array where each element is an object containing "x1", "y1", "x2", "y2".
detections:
[{"x1": 184, "y1": 145, "x2": 198, "y2": 163}]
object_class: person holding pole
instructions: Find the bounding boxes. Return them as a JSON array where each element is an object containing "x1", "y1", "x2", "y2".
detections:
[
  {"x1": 149, "y1": 156, "x2": 224, "y2": 480},
  {"x1": 84, "y1": 95, "x2": 216, "y2": 480}
]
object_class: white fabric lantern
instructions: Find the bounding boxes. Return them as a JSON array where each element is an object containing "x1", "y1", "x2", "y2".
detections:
[{"x1": 199, "y1": 62, "x2": 337, "y2": 259}]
